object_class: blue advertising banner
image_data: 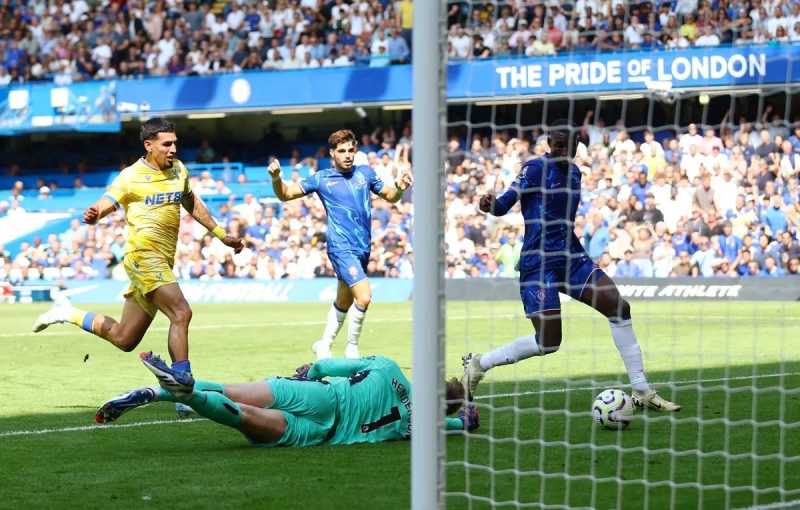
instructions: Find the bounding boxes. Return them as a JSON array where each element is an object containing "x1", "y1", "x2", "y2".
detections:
[
  {"x1": 115, "y1": 66, "x2": 413, "y2": 113},
  {"x1": 449, "y1": 44, "x2": 799, "y2": 98},
  {"x1": 0, "y1": 80, "x2": 119, "y2": 135},
  {"x1": 1, "y1": 44, "x2": 798, "y2": 133},
  {"x1": 120, "y1": 44, "x2": 800, "y2": 113}
]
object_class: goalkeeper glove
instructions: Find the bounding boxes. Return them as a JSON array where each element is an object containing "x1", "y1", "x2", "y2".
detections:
[{"x1": 459, "y1": 403, "x2": 480, "y2": 432}]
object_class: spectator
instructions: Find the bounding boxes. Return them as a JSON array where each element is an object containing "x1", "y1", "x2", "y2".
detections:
[
  {"x1": 6, "y1": 108, "x2": 800, "y2": 283},
  {"x1": 615, "y1": 250, "x2": 643, "y2": 278},
  {"x1": 671, "y1": 250, "x2": 693, "y2": 276},
  {"x1": 388, "y1": 29, "x2": 410, "y2": 64},
  {"x1": 196, "y1": 139, "x2": 217, "y2": 163}
]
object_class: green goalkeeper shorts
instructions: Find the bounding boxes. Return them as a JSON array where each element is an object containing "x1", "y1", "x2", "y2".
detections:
[{"x1": 261, "y1": 377, "x2": 338, "y2": 447}]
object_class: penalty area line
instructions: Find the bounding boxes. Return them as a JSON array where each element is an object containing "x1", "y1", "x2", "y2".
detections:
[{"x1": 0, "y1": 417, "x2": 207, "y2": 439}]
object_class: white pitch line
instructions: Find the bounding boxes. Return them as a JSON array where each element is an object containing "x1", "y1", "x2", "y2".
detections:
[
  {"x1": 3, "y1": 312, "x2": 800, "y2": 339},
  {"x1": 737, "y1": 498, "x2": 800, "y2": 509},
  {"x1": 3, "y1": 372, "x2": 797, "y2": 439},
  {"x1": 0, "y1": 418, "x2": 206, "y2": 438},
  {"x1": 475, "y1": 372, "x2": 800, "y2": 400},
  {"x1": 0, "y1": 314, "x2": 512, "y2": 338}
]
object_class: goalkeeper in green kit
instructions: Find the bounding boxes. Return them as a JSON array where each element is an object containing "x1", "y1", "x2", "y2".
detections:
[{"x1": 96, "y1": 353, "x2": 478, "y2": 445}]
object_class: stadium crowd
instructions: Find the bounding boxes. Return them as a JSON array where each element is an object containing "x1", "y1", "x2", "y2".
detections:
[
  {"x1": 2, "y1": 0, "x2": 800, "y2": 85},
  {"x1": 2, "y1": 112, "x2": 800, "y2": 283}
]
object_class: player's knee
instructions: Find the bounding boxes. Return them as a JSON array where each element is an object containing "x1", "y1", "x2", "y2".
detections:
[
  {"x1": 618, "y1": 300, "x2": 632, "y2": 321},
  {"x1": 537, "y1": 332, "x2": 562, "y2": 353},
  {"x1": 119, "y1": 342, "x2": 138, "y2": 353},
  {"x1": 354, "y1": 295, "x2": 371, "y2": 310},
  {"x1": 116, "y1": 331, "x2": 145, "y2": 352},
  {"x1": 109, "y1": 324, "x2": 144, "y2": 352},
  {"x1": 335, "y1": 296, "x2": 353, "y2": 311},
  {"x1": 542, "y1": 344, "x2": 560, "y2": 355},
  {"x1": 171, "y1": 306, "x2": 193, "y2": 327}
]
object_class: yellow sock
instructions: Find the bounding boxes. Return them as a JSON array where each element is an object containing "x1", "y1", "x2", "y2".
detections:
[{"x1": 67, "y1": 309, "x2": 96, "y2": 333}]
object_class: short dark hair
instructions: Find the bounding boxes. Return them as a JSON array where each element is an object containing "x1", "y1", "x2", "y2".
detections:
[
  {"x1": 547, "y1": 119, "x2": 575, "y2": 159},
  {"x1": 445, "y1": 377, "x2": 466, "y2": 415},
  {"x1": 328, "y1": 129, "x2": 357, "y2": 150},
  {"x1": 140, "y1": 117, "x2": 176, "y2": 142}
]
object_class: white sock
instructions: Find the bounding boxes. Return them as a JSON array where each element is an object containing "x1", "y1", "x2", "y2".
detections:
[
  {"x1": 609, "y1": 319, "x2": 650, "y2": 393},
  {"x1": 321, "y1": 303, "x2": 347, "y2": 344},
  {"x1": 479, "y1": 335, "x2": 550, "y2": 371},
  {"x1": 347, "y1": 304, "x2": 366, "y2": 346}
]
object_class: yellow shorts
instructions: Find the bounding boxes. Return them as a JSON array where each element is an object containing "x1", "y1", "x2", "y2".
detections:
[{"x1": 123, "y1": 252, "x2": 176, "y2": 317}]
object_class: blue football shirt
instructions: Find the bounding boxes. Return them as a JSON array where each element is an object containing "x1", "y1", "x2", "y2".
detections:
[
  {"x1": 299, "y1": 165, "x2": 384, "y2": 254},
  {"x1": 492, "y1": 157, "x2": 587, "y2": 272}
]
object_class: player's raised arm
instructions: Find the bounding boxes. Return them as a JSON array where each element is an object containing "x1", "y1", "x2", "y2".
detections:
[
  {"x1": 377, "y1": 167, "x2": 413, "y2": 203},
  {"x1": 181, "y1": 190, "x2": 244, "y2": 254},
  {"x1": 269, "y1": 159, "x2": 307, "y2": 201}
]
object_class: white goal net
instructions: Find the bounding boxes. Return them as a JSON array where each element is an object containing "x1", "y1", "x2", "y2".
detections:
[{"x1": 435, "y1": 2, "x2": 800, "y2": 509}]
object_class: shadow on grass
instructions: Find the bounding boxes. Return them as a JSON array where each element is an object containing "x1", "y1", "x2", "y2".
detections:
[{"x1": 1, "y1": 361, "x2": 797, "y2": 510}]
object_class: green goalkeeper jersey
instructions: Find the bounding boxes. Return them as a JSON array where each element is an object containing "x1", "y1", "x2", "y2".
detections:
[{"x1": 307, "y1": 356, "x2": 413, "y2": 445}]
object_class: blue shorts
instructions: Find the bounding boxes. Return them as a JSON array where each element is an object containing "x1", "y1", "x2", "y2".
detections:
[
  {"x1": 519, "y1": 255, "x2": 603, "y2": 316},
  {"x1": 329, "y1": 250, "x2": 369, "y2": 287}
]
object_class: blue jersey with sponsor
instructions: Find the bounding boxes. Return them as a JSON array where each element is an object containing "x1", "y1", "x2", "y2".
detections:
[
  {"x1": 493, "y1": 157, "x2": 587, "y2": 273},
  {"x1": 299, "y1": 166, "x2": 384, "y2": 254}
]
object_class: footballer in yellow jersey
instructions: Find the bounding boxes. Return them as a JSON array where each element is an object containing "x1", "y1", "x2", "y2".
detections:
[
  {"x1": 105, "y1": 156, "x2": 190, "y2": 316},
  {"x1": 33, "y1": 118, "x2": 243, "y2": 392}
]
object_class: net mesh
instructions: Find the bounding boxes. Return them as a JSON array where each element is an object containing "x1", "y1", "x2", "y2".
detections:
[{"x1": 439, "y1": 2, "x2": 799, "y2": 508}]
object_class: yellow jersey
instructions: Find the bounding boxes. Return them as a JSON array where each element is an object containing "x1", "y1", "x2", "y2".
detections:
[
  {"x1": 398, "y1": 0, "x2": 413, "y2": 29},
  {"x1": 104, "y1": 157, "x2": 190, "y2": 261}
]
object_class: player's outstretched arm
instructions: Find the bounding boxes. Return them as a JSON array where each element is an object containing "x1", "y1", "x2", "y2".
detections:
[
  {"x1": 305, "y1": 358, "x2": 373, "y2": 379},
  {"x1": 445, "y1": 403, "x2": 480, "y2": 432},
  {"x1": 479, "y1": 186, "x2": 519, "y2": 217},
  {"x1": 83, "y1": 196, "x2": 118, "y2": 225},
  {"x1": 377, "y1": 168, "x2": 413, "y2": 203},
  {"x1": 181, "y1": 191, "x2": 244, "y2": 253},
  {"x1": 268, "y1": 159, "x2": 306, "y2": 201}
]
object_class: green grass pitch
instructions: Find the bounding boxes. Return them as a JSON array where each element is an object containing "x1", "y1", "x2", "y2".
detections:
[{"x1": 1, "y1": 300, "x2": 798, "y2": 509}]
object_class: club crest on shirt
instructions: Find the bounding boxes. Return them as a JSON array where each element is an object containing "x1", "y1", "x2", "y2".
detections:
[
  {"x1": 145, "y1": 175, "x2": 152, "y2": 181},
  {"x1": 353, "y1": 172, "x2": 367, "y2": 189}
]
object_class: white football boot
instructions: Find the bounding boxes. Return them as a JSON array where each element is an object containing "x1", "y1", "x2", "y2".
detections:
[
  {"x1": 311, "y1": 340, "x2": 333, "y2": 360},
  {"x1": 344, "y1": 342, "x2": 360, "y2": 359},
  {"x1": 632, "y1": 389, "x2": 681, "y2": 412},
  {"x1": 32, "y1": 295, "x2": 76, "y2": 333},
  {"x1": 461, "y1": 353, "x2": 486, "y2": 399}
]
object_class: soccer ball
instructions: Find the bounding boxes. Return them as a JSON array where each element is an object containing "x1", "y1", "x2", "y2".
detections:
[{"x1": 592, "y1": 389, "x2": 635, "y2": 430}]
